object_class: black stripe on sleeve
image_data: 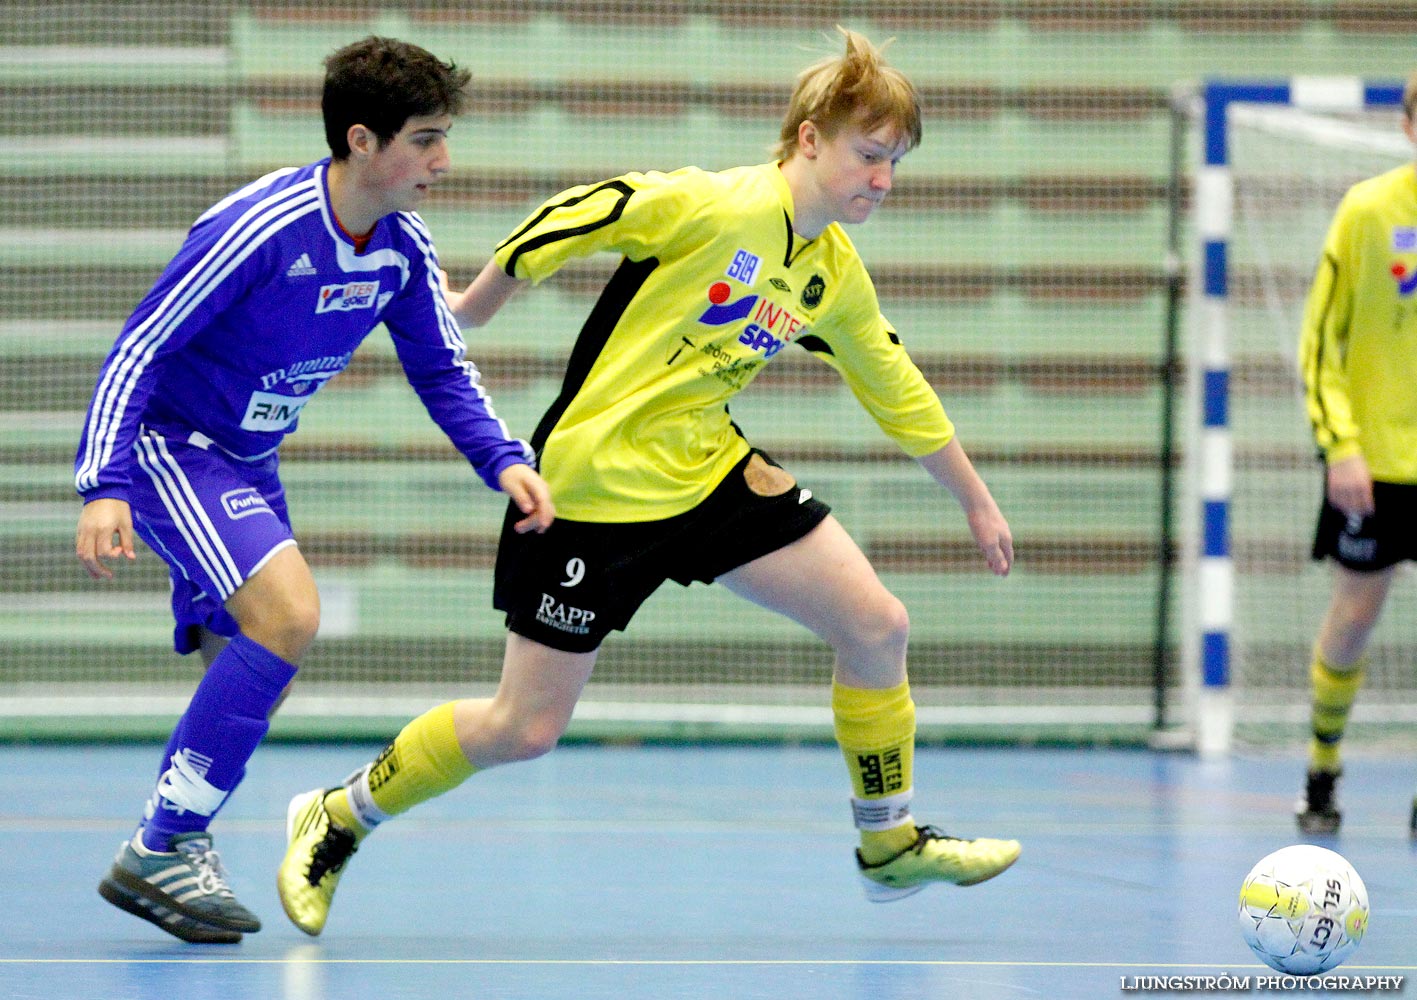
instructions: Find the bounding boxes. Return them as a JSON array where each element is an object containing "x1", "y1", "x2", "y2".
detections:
[
  {"x1": 1305, "y1": 251, "x2": 1342, "y2": 448},
  {"x1": 498, "y1": 180, "x2": 635, "y2": 277}
]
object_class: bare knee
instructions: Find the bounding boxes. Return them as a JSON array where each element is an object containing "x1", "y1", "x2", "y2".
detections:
[
  {"x1": 833, "y1": 592, "x2": 910, "y2": 665},
  {"x1": 1320, "y1": 601, "x2": 1383, "y2": 663},
  {"x1": 1320, "y1": 574, "x2": 1391, "y2": 663},
  {"x1": 473, "y1": 705, "x2": 567, "y2": 765},
  {"x1": 249, "y1": 601, "x2": 320, "y2": 663},
  {"x1": 508, "y1": 723, "x2": 562, "y2": 762},
  {"x1": 280, "y1": 602, "x2": 320, "y2": 656},
  {"x1": 1330, "y1": 603, "x2": 1381, "y2": 640},
  {"x1": 457, "y1": 635, "x2": 595, "y2": 767},
  {"x1": 485, "y1": 718, "x2": 563, "y2": 764},
  {"x1": 870, "y1": 593, "x2": 911, "y2": 654},
  {"x1": 226, "y1": 549, "x2": 321, "y2": 663}
]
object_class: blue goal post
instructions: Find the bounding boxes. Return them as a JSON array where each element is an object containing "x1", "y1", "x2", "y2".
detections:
[{"x1": 1188, "y1": 77, "x2": 1405, "y2": 756}]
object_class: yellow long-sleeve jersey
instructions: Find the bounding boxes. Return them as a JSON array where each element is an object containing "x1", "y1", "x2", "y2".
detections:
[
  {"x1": 1300, "y1": 162, "x2": 1417, "y2": 482},
  {"x1": 494, "y1": 162, "x2": 955, "y2": 521}
]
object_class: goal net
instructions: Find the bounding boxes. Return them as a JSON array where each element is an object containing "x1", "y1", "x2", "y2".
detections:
[
  {"x1": 2, "y1": 5, "x2": 1178, "y2": 742},
  {"x1": 1214, "y1": 98, "x2": 1417, "y2": 749}
]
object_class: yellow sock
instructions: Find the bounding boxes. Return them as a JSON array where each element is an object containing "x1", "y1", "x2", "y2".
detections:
[
  {"x1": 325, "y1": 701, "x2": 476, "y2": 842},
  {"x1": 322, "y1": 787, "x2": 363, "y2": 836},
  {"x1": 1308, "y1": 651, "x2": 1365, "y2": 773},
  {"x1": 832, "y1": 679, "x2": 917, "y2": 865},
  {"x1": 860, "y1": 822, "x2": 919, "y2": 862}
]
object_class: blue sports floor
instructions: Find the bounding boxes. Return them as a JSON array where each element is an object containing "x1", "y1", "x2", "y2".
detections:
[{"x1": 1, "y1": 742, "x2": 1414, "y2": 999}]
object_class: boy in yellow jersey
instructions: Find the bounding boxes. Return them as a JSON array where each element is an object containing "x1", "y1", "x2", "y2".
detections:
[
  {"x1": 278, "y1": 27, "x2": 1020, "y2": 936},
  {"x1": 1294, "y1": 70, "x2": 1417, "y2": 835}
]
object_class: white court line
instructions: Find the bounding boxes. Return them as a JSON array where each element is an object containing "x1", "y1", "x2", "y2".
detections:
[{"x1": 0, "y1": 958, "x2": 1413, "y2": 969}]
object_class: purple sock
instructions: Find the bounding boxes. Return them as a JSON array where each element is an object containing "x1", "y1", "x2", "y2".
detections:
[{"x1": 141, "y1": 634, "x2": 296, "y2": 851}]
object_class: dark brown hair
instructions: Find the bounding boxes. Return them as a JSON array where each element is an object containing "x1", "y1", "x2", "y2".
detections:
[{"x1": 322, "y1": 36, "x2": 471, "y2": 159}]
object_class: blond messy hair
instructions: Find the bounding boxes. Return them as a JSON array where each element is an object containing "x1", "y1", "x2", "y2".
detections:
[{"x1": 774, "y1": 26, "x2": 922, "y2": 162}]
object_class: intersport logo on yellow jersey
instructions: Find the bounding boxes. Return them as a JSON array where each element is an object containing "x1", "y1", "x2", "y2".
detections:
[
  {"x1": 1390, "y1": 260, "x2": 1417, "y2": 296},
  {"x1": 697, "y1": 282, "x2": 807, "y2": 359}
]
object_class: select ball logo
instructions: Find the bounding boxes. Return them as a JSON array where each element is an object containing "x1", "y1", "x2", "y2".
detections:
[{"x1": 1237, "y1": 844, "x2": 1369, "y2": 976}]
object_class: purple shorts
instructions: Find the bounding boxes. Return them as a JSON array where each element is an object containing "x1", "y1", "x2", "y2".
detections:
[{"x1": 127, "y1": 427, "x2": 296, "y2": 654}]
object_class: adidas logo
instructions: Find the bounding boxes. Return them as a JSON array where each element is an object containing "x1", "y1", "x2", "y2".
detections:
[{"x1": 286, "y1": 253, "x2": 317, "y2": 277}]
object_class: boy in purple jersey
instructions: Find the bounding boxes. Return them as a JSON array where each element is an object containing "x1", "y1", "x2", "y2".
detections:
[{"x1": 74, "y1": 36, "x2": 554, "y2": 944}]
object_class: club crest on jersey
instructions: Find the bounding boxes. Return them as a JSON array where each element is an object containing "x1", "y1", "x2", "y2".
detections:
[
  {"x1": 316, "y1": 280, "x2": 380, "y2": 313},
  {"x1": 1393, "y1": 227, "x2": 1417, "y2": 252},
  {"x1": 1390, "y1": 261, "x2": 1417, "y2": 296},
  {"x1": 801, "y1": 274, "x2": 825, "y2": 309},
  {"x1": 697, "y1": 282, "x2": 806, "y2": 359}
]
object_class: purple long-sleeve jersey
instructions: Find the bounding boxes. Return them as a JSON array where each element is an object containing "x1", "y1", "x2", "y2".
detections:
[{"x1": 74, "y1": 159, "x2": 532, "y2": 502}]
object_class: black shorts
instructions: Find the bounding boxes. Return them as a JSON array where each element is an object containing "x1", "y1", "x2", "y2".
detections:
[
  {"x1": 1312, "y1": 479, "x2": 1417, "y2": 572},
  {"x1": 493, "y1": 449, "x2": 831, "y2": 652}
]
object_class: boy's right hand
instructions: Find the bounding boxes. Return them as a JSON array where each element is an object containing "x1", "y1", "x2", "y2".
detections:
[
  {"x1": 498, "y1": 464, "x2": 555, "y2": 535},
  {"x1": 1326, "y1": 454, "x2": 1375, "y2": 521},
  {"x1": 76, "y1": 497, "x2": 136, "y2": 579}
]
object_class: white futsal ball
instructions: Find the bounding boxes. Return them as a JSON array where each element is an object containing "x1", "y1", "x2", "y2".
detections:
[{"x1": 1237, "y1": 844, "x2": 1369, "y2": 975}]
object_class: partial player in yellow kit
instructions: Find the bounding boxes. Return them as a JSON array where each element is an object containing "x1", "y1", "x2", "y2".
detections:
[
  {"x1": 277, "y1": 27, "x2": 1021, "y2": 937},
  {"x1": 1294, "y1": 70, "x2": 1417, "y2": 836}
]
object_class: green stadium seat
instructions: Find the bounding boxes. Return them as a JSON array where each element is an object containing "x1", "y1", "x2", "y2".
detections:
[{"x1": 23, "y1": 0, "x2": 1398, "y2": 715}]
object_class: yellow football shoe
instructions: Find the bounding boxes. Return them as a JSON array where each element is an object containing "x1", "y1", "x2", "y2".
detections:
[
  {"x1": 277, "y1": 788, "x2": 359, "y2": 936},
  {"x1": 856, "y1": 825, "x2": 1021, "y2": 902}
]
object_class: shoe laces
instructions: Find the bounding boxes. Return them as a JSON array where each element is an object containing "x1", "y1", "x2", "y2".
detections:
[
  {"x1": 910, "y1": 825, "x2": 963, "y2": 853},
  {"x1": 174, "y1": 837, "x2": 235, "y2": 898},
  {"x1": 858, "y1": 825, "x2": 967, "y2": 870},
  {"x1": 307, "y1": 823, "x2": 358, "y2": 887}
]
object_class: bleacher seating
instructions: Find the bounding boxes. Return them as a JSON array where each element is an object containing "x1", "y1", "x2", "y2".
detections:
[{"x1": 9, "y1": 0, "x2": 1407, "y2": 713}]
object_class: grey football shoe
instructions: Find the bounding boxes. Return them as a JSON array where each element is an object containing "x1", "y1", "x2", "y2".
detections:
[{"x1": 98, "y1": 831, "x2": 260, "y2": 938}]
